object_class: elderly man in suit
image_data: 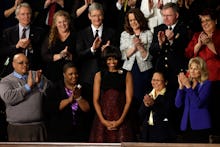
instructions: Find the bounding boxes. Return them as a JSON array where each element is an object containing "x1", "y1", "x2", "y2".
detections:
[
  {"x1": 2, "y1": 2, "x2": 45, "y2": 76},
  {"x1": 149, "y1": 2, "x2": 189, "y2": 90},
  {"x1": 76, "y1": 2, "x2": 116, "y2": 137}
]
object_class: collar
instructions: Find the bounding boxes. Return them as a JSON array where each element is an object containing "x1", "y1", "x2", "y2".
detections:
[
  {"x1": 168, "y1": 21, "x2": 178, "y2": 30},
  {"x1": 13, "y1": 71, "x2": 27, "y2": 79},
  {"x1": 91, "y1": 24, "x2": 103, "y2": 35},
  {"x1": 19, "y1": 23, "x2": 30, "y2": 31},
  {"x1": 19, "y1": 23, "x2": 30, "y2": 39},
  {"x1": 149, "y1": 88, "x2": 166, "y2": 99}
]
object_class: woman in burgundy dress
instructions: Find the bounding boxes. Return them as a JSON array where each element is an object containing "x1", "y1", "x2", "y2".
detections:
[{"x1": 89, "y1": 46, "x2": 135, "y2": 142}]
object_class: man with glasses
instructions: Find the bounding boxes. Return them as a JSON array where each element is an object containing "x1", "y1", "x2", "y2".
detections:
[
  {"x1": 2, "y1": 3, "x2": 45, "y2": 77},
  {"x1": 0, "y1": 53, "x2": 51, "y2": 141}
]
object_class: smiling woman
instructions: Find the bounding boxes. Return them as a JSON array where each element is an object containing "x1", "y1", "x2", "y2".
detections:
[
  {"x1": 44, "y1": 62, "x2": 90, "y2": 142},
  {"x1": 41, "y1": 10, "x2": 76, "y2": 82},
  {"x1": 138, "y1": 71, "x2": 177, "y2": 142},
  {"x1": 175, "y1": 57, "x2": 211, "y2": 143},
  {"x1": 89, "y1": 46, "x2": 135, "y2": 142}
]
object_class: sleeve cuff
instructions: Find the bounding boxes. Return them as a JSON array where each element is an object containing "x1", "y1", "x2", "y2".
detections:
[{"x1": 24, "y1": 84, "x2": 31, "y2": 92}]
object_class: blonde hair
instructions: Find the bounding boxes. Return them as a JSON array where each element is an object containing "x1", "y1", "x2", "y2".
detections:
[
  {"x1": 48, "y1": 10, "x2": 71, "y2": 48},
  {"x1": 188, "y1": 57, "x2": 209, "y2": 83}
]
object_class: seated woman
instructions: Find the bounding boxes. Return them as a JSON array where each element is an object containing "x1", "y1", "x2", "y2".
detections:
[
  {"x1": 175, "y1": 57, "x2": 211, "y2": 143},
  {"x1": 44, "y1": 62, "x2": 90, "y2": 142},
  {"x1": 41, "y1": 10, "x2": 76, "y2": 82},
  {"x1": 139, "y1": 71, "x2": 177, "y2": 142}
]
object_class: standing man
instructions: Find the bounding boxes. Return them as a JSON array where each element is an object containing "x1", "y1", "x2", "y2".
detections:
[
  {"x1": 76, "y1": 2, "x2": 116, "y2": 137},
  {"x1": 149, "y1": 2, "x2": 189, "y2": 90},
  {"x1": 0, "y1": 53, "x2": 50, "y2": 141},
  {"x1": 2, "y1": 3, "x2": 45, "y2": 76},
  {"x1": 149, "y1": 2, "x2": 189, "y2": 135}
]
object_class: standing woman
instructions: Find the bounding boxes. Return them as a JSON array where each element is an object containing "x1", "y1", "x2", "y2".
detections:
[
  {"x1": 44, "y1": 62, "x2": 90, "y2": 142},
  {"x1": 89, "y1": 46, "x2": 135, "y2": 142},
  {"x1": 41, "y1": 10, "x2": 76, "y2": 82},
  {"x1": 139, "y1": 71, "x2": 177, "y2": 142},
  {"x1": 120, "y1": 8, "x2": 153, "y2": 109},
  {"x1": 175, "y1": 57, "x2": 211, "y2": 143}
]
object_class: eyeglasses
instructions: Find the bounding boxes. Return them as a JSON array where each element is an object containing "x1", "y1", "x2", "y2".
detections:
[
  {"x1": 151, "y1": 79, "x2": 164, "y2": 82},
  {"x1": 14, "y1": 61, "x2": 29, "y2": 65},
  {"x1": 200, "y1": 19, "x2": 212, "y2": 24}
]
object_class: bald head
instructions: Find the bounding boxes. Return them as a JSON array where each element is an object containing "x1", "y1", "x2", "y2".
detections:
[{"x1": 12, "y1": 53, "x2": 29, "y2": 75}]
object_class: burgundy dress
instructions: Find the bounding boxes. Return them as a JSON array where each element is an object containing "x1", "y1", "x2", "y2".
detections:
[{"x1": 89, "y1": 70, "x2": 135, "y2": 143}]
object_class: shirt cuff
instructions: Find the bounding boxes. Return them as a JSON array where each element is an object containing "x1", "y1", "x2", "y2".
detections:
[
  {"x1": 24, "y1": 84, "x2": 31, "y2": 92},
  {"x1": 116, "y1": 2, "x2": 122, "y2": 10},
  {"x1": 90, "y1": 47, "x2": 96, "y2": 53}
]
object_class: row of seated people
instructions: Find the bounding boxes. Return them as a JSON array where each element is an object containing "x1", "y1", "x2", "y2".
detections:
[{"x1": 0, "y1": 1, "x2": 220, "y2": 143}]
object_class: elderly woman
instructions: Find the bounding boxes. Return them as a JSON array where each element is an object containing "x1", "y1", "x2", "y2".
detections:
[
  {"x1": 44, "y1": 62, "x2": 90, "y2": 142},
  {"x1": 139, "y1": 71, "x2": 177, "y2": 142},
  {"x1": 175, "y1": 57, "x2": 211, "y2": 143},
  {"x1": 41, "y1": 10, "x2": 76, "y2": 82}
]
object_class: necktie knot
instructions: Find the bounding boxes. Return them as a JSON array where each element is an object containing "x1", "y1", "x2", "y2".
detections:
[{"x1": 168, "y1": 26, "x2": 172, "y2": 30}]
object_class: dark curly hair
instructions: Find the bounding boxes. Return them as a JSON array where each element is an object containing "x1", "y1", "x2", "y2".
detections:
[{"x1": 124, "y1": 8, "x2": 149, "y2": 35}]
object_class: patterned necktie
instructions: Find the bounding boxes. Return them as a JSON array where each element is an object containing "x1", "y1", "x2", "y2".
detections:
[{"x1": 21, "y1": 28, "x2": 26, "y2": 39}]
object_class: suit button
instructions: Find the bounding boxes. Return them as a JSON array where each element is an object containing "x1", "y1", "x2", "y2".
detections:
[
  {"x1": 165, "y1": 64, "x2": 168, "y2": 68},
  {"x1": 165, "y1": 57, "x2": 168, "y2": 60},
  {"x1": 165, "y1": 50, "x2": 168, "y2": 53}
]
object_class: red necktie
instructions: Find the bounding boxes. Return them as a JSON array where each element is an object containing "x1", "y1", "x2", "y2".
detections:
[{"x1": 48, "y1": 3, "x2": 56, "y2": 26}]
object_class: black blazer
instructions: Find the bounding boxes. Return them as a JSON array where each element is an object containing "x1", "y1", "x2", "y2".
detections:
[
  {"x1": 138, "y1": 90, "x2": 177, "y2": 142},
  {"x1": 149, "y1": 21, "x2": 189, "y2": 89},
  {"x1": 76, "y1": 25, "x2": 116, "y2": 85},
  {"x1": 139, "y1": 91, "x2": 176, "y2": 126},
  {"x1": 2, "y1": 24, "x2": 45, "y2": 71}
]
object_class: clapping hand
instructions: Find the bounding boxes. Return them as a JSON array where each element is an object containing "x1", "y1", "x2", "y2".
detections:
[
  {"x1": 178, "y1": 72, "x2": 191, "y2": 89},
  {"x1": 27, "y1": 70, "x2": 42, "y2": 88},
  {"x1": 199, "y1": 32, "x2": 211, "y2": 45},
  {"x1": 143, "y1": 94, "x2": 154, "y2": 107}
]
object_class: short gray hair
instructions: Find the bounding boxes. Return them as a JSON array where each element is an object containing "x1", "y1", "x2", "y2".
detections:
[
  {"x1": 88, "y1": 2, "x2": 104, "y2": 14},
  {"x1": 162, "y1": 2, "x2": 179, "y2": 13},
  {"x1": 15, "y1": 2, "x2": 32, "y2": 17}
]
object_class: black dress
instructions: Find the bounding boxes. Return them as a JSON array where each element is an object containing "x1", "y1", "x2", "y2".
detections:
[
  {"x1": 44, "y1": 81, "x2": 90, "y2": 142},
  {"x1": 41, "y1": 32, "x2": 76, "y2": 82},
  {"x1": 89, "y1": 69, "x2": 135, "y2": 142}
]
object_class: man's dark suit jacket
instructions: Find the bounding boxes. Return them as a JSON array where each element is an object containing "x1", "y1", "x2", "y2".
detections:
[
  {"x1": 149, "y1": 21, "x2": 189, "y2": 89},
  {"x1": 2, "y1": 24, "x2": 45, "y2": 73},
  {"x1": 76, "y1": 25, "x2": 116, "y2": 86}
]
